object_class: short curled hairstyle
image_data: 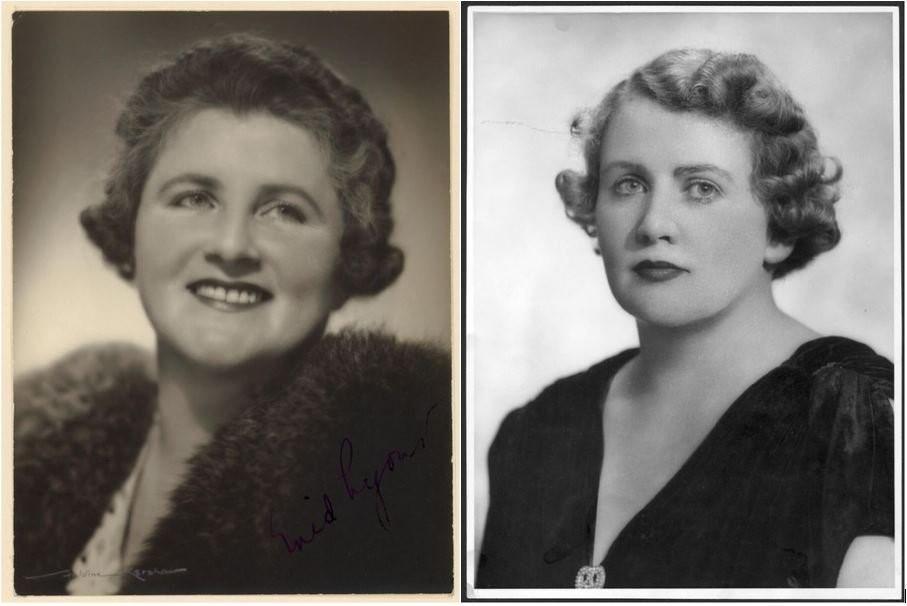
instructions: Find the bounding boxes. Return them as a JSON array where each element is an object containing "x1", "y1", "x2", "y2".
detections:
[
  {"x1": 81, "y1": 33, "x2": 403, "y2": 299},
  {"x1": 556, "y1": 48, "x2": 841, "y2": 279}
]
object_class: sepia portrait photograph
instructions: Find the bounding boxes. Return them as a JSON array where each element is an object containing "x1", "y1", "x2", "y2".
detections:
[
  {"x1": 8, "y1": 6, "x2": 454, "y2": 596},
  {"x1": 465, "y1": 4, "x2": 900, "y2": 599}
]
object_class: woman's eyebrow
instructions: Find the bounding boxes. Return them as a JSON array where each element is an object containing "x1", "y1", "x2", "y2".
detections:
[
  {"x1": 259, "y1": 184, "x2": 325, "y2": 220},
  {"x1": 156, "y1": 173, "x2": 221, "y2": 196},
  {"x1": 600, "y1": 161, "x2": 647, "y2": 175},
  {"x1": 674, "y1": 164, "x2": 734, "y2": 183}
]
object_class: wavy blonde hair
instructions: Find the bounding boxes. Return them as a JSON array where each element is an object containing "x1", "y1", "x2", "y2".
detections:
[{"x1": 556, "y1": 49, "x2": 841, "y2": 279}]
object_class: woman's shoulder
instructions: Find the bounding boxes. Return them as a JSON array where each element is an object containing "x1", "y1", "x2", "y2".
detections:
[
  {"x1": 784, "y1": 335, "x2": 892, "y2": 385},
  {"x1": 309, "y1": 329, "x2": 450, "y2": 379},
  {"x1": 285, "y1": 329, "x2": 451, "y2": 414},
  {"x1": 492, "y1": 348, "x2": 637, "y2": 444},
  {"x1": 780, "y1": 336, "x2": 893, "y2": 524},
  {"x1": 192, "y1": 330, "x2": 453, "y2": 592},
  {"x1": 241, "y1": 328, "x2": 452, "y2": 463},
  {"x1": 14, "y1": 342, "x2": 155, "y2": 442},
  {"x1": 780, "y1": 337, "x2": 896, "y2": 558},
  {"x1": 782, "y1": 335, "x2": 893, "y2": 408}
]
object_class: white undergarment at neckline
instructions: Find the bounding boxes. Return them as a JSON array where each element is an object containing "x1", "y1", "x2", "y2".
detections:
[{"x1": 67, "y1": 414, "x2": 159, "y2": 595}]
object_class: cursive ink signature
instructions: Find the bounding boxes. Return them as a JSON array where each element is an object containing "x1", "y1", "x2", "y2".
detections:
[
  {"x1": 271, "y1": 402, "x2": 441, "y2": 552},
  {"x1": 339, "y1": 430, "x2": 424, "y2": 530},
  {"x1": 340, "y1": 401, "x2": 440, "y2": 530},
  {"x1": 269, "y1": 493, "x2": 338, "y2": 553},
  {"x1": 24, "y1": 567, "x2": 187, "y2": 582}
]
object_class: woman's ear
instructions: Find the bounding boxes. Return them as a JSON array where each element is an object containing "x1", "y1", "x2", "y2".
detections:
[{"x1": 764, "y1": 239, "x2": 794, "y2": 266}]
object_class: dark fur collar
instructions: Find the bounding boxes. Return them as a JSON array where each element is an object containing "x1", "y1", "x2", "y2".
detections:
[{"x1": 14, "y1": 331, "x2": 452, "y2": 595}]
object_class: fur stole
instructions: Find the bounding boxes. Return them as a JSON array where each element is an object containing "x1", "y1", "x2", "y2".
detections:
[{"x1": 14, "y1": 330, "x2": 452, "y2": 595}]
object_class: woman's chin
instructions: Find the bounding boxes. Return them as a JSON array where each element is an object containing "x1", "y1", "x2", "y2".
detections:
[
  {"x1": 156, "y1": 338, "x2": 285, "y2": 377},
  {"x1": 616, "y1": 298, "x2": 717, "y2": 330},
  {"x1": 151, "y1": 316, "x2": 328, "y2": 373}
]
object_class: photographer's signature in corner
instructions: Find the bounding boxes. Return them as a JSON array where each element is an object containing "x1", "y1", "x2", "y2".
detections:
[
  {"x1": 270, "y1": 402, "x2": 442, "y2": 554},
  {"x1": 24, "y1": 567, "x2": 187, "y2": 582}
]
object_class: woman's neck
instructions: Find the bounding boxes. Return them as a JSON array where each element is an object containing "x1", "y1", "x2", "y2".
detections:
[
  {"x1": 628, "y1": 280, "x2": 818, "y2": 398},
  {"x1": 151, "y1": 344, "x2": 292, "y2": 468}
]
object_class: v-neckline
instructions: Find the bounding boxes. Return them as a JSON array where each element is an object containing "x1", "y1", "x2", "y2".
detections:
[
  {"x1": 588, "y1": 337, "x2": 829, "y2": 571},
  {"x1": 119, "y1": 411, "x2": 160, "y2": 569}
]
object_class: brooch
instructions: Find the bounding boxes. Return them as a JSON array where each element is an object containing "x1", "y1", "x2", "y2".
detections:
[{"x1": 574, "y1": 565, "x2": 605, "y2": 588}]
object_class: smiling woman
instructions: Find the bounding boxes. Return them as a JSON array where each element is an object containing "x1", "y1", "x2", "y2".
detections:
[
  {"x1": 477, "y1": 48, "x2": 893, "y2": 589},
  {"x1": 14, "y1": 29, "x2": 452, "y2": 596},
  {"x1": 133, "y1": 109, "x2": 345, "y2": 373}
]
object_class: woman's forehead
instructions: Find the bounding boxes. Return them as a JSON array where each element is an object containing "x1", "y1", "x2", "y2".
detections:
[
  {"x1": 142, "y1": 107, "x2": 342, "y2": 223},
  {"x1": 600, "y1": 97, "x2": 753, "y2": 175},
  {"x1": 152, "y1": 109, "x2": 330, "y2": 176}
]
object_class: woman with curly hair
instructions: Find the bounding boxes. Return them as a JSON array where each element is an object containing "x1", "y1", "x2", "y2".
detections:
[
  {"x1": 14, "y1": 34, "x2": 451, "y2": 595},
  {"x1": 477, "y1": 49, "x2": 892, "y2": 589}
]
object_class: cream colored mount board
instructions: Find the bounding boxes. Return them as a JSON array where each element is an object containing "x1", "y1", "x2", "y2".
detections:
[{"x1": 3, "y1": 2, "x2": 461, "y2": 602}]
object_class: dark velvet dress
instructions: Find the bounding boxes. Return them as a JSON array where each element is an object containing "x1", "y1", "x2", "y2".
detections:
[{"x1": 477, "y1": 337, "x2": 894, "y2": 588}]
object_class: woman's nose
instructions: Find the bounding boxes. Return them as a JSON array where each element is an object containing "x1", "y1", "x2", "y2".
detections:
[
  {"x1": 634, "y1": 189, "x2": 678, "y2": 245},
  {"x1": 204, "y1": 212, "x2": 261, "y2": 270}
]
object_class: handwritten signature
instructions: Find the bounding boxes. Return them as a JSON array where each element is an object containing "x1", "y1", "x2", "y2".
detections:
[
  {"x1": 270, "y1": 402, "x2": 441, "y2": 554},
  {"x1": 24, "y1": 567, "x2": 187, "y2": 582},
  {"x1": 269, "y1": 493, "x2": 338, "y2": 554}
]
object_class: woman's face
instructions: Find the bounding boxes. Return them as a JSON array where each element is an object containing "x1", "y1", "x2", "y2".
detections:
[
  {"x1": 134, "y1": 108, "x2": 344, "y2": 372},
  {"x1": 594, "y1": 96, "x2": 791, "y2": 328}
]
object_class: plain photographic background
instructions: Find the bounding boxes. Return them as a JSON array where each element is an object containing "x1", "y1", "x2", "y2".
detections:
[
  {"x1": 12, "y1": 10, "x2": 451, "y2": 375},
  {"x1": 468, "y1": 9, "x2": 897, "y2": 585}
]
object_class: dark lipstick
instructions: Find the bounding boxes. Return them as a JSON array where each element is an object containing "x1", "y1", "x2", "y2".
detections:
[{"x1": 632, "y1": 260, "x2": 688, "y2": 282}]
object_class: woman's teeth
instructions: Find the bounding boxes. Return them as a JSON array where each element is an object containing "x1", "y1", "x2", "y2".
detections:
[{"x1": 194, "y1": 285, "x2": 262, "y2": 305}]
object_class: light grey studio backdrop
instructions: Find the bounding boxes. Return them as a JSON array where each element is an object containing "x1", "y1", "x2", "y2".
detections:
[
  {"x1": 470, "y1": 11, "x2": 896, "y2": 566},
  {"x1": 13, "y1": 11, "x2": 451, "y2": 376}
]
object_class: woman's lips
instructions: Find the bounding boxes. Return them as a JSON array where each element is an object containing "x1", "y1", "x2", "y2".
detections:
[
  {"x1": 632, "y1": 260, "x2": 688, "y2": 282},
  {"x1": 186, "y1": 279, "x2": 273, "y2": 311}
]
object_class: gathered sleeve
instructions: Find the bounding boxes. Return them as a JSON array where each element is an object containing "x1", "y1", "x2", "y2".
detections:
[{"x1": 806, "y1": 361, "x2": 894, "y2": 586}]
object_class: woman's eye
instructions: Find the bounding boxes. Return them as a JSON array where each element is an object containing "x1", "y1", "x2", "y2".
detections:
[
  {"x1": 613, "y1": 177, "x2": 647, "y2": 196},
  {"x1": 171, "y1": 192, "x2": 215, "y2": 210},
  {"x1": 260, "y1": 202, "x2": 307, "y2": 224},
  {"x1": 687, "y1": 181, "x2": 720, "y2": 202}
]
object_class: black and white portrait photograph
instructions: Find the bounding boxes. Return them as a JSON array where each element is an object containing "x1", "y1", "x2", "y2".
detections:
[
  {"x1": 465, "y1": 4, "x2": 900, "y2": 599},
  {"x1": 9, "y1": 7, "x2": 454, "y2": 596}
]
